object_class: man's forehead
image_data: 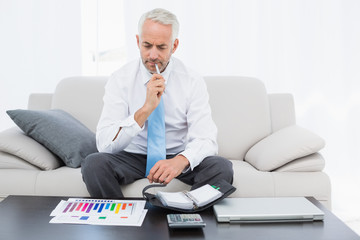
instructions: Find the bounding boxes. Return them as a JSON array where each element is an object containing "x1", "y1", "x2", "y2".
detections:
[
  {"x1": 142, "y1": 40, "x2": 168, "y2": 46},
  {"x1": 141, "y1": 20, "x2": 172, "y2": 38}
]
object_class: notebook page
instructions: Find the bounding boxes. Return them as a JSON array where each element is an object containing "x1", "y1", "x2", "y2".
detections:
[
  {"x1": 186, "y1": 184, "x2": 223, "y2": 207},
  {"x1": 156, "y1": 191, "x2": 194, "y2": 209}
]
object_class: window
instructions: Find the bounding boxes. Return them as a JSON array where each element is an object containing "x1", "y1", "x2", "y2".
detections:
[{"x1": 81, "y1": 0, "x2": 127, "y2": 75}]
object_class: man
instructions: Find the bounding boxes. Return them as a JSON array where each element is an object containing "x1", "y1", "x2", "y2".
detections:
[{"x1": 81, "y1": 8, "x2": 233, "y2": 198}]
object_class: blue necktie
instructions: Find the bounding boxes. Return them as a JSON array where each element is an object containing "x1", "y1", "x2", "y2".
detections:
[{"x1": 146, "y1": 97, "x2": 166, "y2": 176}]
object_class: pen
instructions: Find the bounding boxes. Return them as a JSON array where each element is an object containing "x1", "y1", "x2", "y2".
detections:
[
  {"x1": 155, "y1": 63, "x2": 165, "y2": 93},
  {"x1": 155, "y1": 64, "x2": 160, "y2": 74}
]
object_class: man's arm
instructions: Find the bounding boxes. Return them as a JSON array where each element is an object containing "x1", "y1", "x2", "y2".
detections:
[
  {"x1": 178, "y1": 76, "x2": 218, "y2": 169},
  {"x1": 96, "y1": 76, "x2": 141, "y2": 153},
  {"x1": 111, "y1": 73, "x2": 165, "y2": 140},
  {"x1": 98, "y1": 73, "x2": 165, "y2": 153}
]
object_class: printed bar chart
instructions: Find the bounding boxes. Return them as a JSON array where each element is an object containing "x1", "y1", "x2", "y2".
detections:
[
  {"x1": 50, "y1": 198, "x2": 147, "y2": 226},
  {"x1": 58, "y1": 199, "x2": 135, "y2": 216}
]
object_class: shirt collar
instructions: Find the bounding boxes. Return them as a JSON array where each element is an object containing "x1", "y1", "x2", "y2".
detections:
[{"x1": 140, "y1": 57, "x2": 173, "y2": 85}]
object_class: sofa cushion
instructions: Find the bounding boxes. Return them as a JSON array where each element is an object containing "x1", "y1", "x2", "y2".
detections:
[
  {"x1": 245, "y1": 125, "x2": 325, "y2": 171},
  {"x1": 7, "y1": 109, "x2": 98, "y2": 168},
  {"x1": 0, "y1": 127, "x2": 62, "y2": 170}
]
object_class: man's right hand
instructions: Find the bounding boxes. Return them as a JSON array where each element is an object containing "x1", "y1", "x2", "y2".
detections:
[
  {"x1": 134, "y1": 74, "x2": 165, "y2": 128},
  {"x1": 144, "y1": 73, "x2": 165, "y2": 111}
]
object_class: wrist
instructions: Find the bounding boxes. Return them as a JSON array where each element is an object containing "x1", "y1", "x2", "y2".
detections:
[
  {"x1": 134, "y1": 105, "x2": 152, "y2": 128},
  {"x1": 176, "y1": 154, "x2": 190, "y2": 169}
]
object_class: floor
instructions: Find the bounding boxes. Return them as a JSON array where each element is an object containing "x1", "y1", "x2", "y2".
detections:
[
  {"x1": 335, "y1": 210, "x2": 360, "y2": 236},
  {"x1": 331, "y1": 175, "x2": 360, "y2": 236},
  {"x1": 346, "y1": 220, "x2": 360, "y2": 236}
]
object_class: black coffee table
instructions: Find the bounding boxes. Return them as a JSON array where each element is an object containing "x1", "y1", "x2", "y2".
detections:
[{"x1": 0, "y1": 195, "x2": 359, "y2": 240}]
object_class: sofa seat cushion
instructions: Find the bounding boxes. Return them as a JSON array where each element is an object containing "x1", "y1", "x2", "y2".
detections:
[
  {"x1": 6, "y1": 109, "x2": 98, "y2": 168},
  {"x1": 0, "y1": 127, "x2": 62, "y2": 170},
  {"x1": 245, "y1": 125, "x2": 325, "y2": 171},
  {"x1": 230, "y1": 160, "x2": 331, "y2": 209},
  {"x1": 274, "y1": 153, "x2": 325, "y2": 172}
]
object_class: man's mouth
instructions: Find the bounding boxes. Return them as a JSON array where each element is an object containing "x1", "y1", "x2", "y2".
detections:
[{"x1": 147, "y1": 61, "x2": 159, "y2": 66}]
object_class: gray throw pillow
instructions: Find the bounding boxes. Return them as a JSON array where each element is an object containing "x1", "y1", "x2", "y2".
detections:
[{"x1": 7, "y1": 109, "x2": 98, "y2": 168}]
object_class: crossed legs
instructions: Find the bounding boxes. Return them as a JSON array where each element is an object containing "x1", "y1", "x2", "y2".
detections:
[{"x1": 81, "y1": 151, "x2": 233, "y2": 198}]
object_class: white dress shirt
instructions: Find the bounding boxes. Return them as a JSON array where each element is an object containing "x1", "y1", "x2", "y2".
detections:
[{"x1": 96, "y1": 57, "x2": 218, "y2": 170}]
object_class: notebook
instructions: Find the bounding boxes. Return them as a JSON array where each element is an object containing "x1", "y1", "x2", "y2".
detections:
[
  {"x1": 143, "y1": 179, "x2": 236, "y2": 212},
  {"x1": 213, "y1": 197, "x2": 324, "y2": 223},
  {"x1": 156, "y1": 184, "x2": 223, "y2": 210}
]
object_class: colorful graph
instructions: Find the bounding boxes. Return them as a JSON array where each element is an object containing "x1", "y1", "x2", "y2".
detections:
[
  {"x1": 50, "y1": 198, "x2": 147, "y2": 226},
  {"x1": 60, "y1": 199, "x2": 135, "y2": 218}
]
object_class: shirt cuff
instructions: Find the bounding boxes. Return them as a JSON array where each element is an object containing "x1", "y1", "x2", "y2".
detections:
[
  {"x1": 176, "y1": 153, "x2": 191, "y2": 173},
  {"x1": 115, "y1": 114, "x2": 143, "y2": 138},
  {"x1": 177, "y1": 151, "x2": 198, "y2": 172}
]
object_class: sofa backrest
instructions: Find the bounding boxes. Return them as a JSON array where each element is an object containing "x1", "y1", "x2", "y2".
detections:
[
  {"x1": 205, "y1": 76, "x2": 272, "y2": 160},
  {"x1": 51, "y1": 76, "x2": 107, "y2": 133},
  {"x1": 50, "y1": 76, "x2": 273, "y2": 160}
]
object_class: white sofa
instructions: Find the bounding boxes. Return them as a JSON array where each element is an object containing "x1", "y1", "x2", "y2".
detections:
[{"x1": 0, "y1": 76, "x2": 331, "y2": 208}]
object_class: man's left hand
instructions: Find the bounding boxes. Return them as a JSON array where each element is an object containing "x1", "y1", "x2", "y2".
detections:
[{"x1": 147, "y1": 155, "x2": 189, "y2": 185}]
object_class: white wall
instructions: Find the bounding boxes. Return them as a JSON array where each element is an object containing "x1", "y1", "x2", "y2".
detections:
[{"x1": 0, "y1": 0, "x2": 82, "y2": 131}]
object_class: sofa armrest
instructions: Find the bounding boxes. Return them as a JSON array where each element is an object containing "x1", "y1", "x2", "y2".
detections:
[
  {"x1": 268, "y1": 93, "x2": 296, "y2": 132},
  {"x1": 28, "y1": 93, "x2": 53, "y2": 110},
  {"x1": 0, "y1": 127, "x2": 63, "y2": 170}
]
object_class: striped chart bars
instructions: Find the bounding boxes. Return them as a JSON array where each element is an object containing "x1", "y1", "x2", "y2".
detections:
[
  {"x1": 60, "y1": 199, "x2": 135, "y2": 218},
  {"x1": 50, "y1": 198, "x2": 147, "y2": 226}
]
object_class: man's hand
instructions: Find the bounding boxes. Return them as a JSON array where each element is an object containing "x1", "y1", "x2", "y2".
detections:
[
  {"x1": 134, "y1": 74, "x2": 165, "y2": 128},
  {"x1": 144, "y1": 73, "x2": 165, "y2": 111},
  {"x1": 147, "y1": 155, "x2": 190, "y2": 185}
]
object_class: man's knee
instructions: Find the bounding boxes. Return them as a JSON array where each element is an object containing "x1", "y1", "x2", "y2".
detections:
[
  {"x1": 81, "y1": 152, "x2": 108, "y2": 177},
  {"x1": 204, "y1": 155, "x2": 232, "y2": 170},
  {"x1": 204, "y1": 156, "x2": 233, "y2": 182}
]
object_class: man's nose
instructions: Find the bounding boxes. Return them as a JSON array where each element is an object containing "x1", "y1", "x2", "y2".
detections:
[{"x1": 149, "y1": 47, "x2": 159, "y2": 60}]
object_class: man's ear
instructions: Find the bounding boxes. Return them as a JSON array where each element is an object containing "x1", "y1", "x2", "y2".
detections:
[
  {"x1": 136, "y1": 35, "x2": 140, "y2": 49},
  {"x1": 172, "y1": 39, "x2": 179, "y2": 53}
]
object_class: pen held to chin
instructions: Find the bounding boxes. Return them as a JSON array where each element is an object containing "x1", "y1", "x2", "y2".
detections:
[
  {"x1": 155, "y1": 63, "x2": 166, "y2": 94},
  {"x1": 155, "y1": 64, "x2": 160, "y2": 74}
]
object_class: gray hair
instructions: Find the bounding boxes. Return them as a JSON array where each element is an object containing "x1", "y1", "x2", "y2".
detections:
[{"x1": 138, "y1": 8, "x2": 179, "y2": 43}]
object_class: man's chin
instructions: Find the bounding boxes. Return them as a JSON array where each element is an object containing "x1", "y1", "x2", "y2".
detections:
[{"x1": 144, "y1": 62, "x2": 157, "y2": 73}]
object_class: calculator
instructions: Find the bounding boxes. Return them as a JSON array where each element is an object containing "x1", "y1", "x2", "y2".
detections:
[{"x1": 167, "y1": 214, "x2": 206, "y2": 228}]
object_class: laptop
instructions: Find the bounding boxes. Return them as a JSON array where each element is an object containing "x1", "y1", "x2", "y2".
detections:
[{"x1": 213, "y1": 197, "x2": 324, "y2": 223}]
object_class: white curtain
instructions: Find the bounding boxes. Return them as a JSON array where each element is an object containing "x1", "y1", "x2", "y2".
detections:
[
  {"x1": 123, "y1": 0, "x2": 360, "y2": 224},
  {"x1": 0, "y1": 0, "x2": 82, "y2": 128}
]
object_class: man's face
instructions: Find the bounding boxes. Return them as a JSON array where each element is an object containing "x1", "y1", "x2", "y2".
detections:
[{"x1": 137, "y1": 19, "x2": 178, "y2": 73}]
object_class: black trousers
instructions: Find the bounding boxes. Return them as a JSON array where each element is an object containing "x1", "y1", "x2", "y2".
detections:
[{"x1": 81, "y1": 151, "x2": 233, "y2": 198}]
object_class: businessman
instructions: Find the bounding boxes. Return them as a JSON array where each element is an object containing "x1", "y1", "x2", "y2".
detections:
[{"x1": 81, "y1": 8, "x2": 233, "y2": 198}]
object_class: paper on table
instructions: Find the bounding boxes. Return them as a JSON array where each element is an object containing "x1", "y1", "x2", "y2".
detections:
[
  {"x1": 50, "y1": 209, "x2": 148, "y2": 226},
  {"x1": 49, "y1": 198, "x2": 147, "y2": 227}
]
